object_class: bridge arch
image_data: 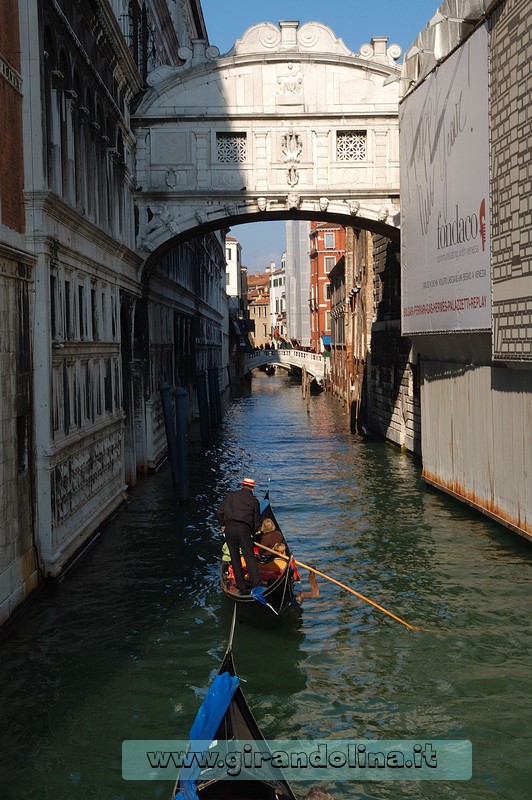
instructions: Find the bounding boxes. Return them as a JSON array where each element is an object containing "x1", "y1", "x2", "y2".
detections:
[
  {"x1": 132, "y1": 19, "x2": 402, "y2": 271},
  {"x1": 244, "y1": 349, "x2": 327, "y2": 383}
]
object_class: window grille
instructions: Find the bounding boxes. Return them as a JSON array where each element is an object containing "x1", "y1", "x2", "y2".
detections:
[
  {"x1": 217, "y1": 133, "x2": 247, "y2": 163},
  {"x1": 336, "y1": 130, "x2": 366, "y2": 161}
]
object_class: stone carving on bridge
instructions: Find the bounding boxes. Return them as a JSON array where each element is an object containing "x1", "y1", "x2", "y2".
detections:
[
  {"x1": 287, "y1": 193, "x2": 301, "y2": 209},
  {"x1": 224, "y1": 202, "x2": 237, "y2": 217},
  {"x1": 282, "y1": 129, "x2": 303, "y2": 186},
  {"x1": 165, "y1": 168, "x2": 180, "y2": 188},
  {"x1": 378, "y1": 207, "x2": 389, "y2": 222},
  {"x1": 277, "y1": 62, "x2": 302, "y2": 94},
  {"x1": 346, "y1": 199, "x2": 361, "y2": 216},
  {"x1": 319, "y1": 197, "x2": 330, "y2": 211},
  {"x1": 359, "y1": 38, "x2": 402, "y2": 66},
  {"x1": 195, "y1": 210, "x2": 207, "y2": 224},
  {"x1": 256, "y1": 197, "x2": 268, "y2": 211},
  {"x1": 140, "y1": 205, "x2": 180, "y2": 250}
]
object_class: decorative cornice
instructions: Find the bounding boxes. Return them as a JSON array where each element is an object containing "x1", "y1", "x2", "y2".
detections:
[{"x1": 50, "y1": 0, "x2": 141, "y2": 123}]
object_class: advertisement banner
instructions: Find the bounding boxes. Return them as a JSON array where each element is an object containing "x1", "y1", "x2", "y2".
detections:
[{"x1": 400, "y1": 25, "x2": 491, "y2": 335}]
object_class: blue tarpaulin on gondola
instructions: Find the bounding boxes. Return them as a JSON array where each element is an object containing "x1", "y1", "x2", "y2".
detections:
[{"x1": 174, "y1": 670, "x2": 240, "y2": 800}]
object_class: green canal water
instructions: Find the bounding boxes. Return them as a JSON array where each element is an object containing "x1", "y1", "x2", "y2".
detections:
[{"x1": 0, "y1": 371, "x2": 531, "y2": 799}]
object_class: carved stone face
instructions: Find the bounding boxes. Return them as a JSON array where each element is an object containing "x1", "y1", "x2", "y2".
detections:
[
  {"x1": 257, "y1": 197, "x2": 267, "y2": 211},
  {"x1": 287, "y1": 193, "x2": 301, "y2": 210},
  {"x1": 319, "y1": 197, "x2": 329, "y2": 211}
]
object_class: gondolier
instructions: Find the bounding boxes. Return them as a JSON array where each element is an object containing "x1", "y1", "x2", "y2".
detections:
[{"x1": 216, "y1": 478, "x2": 262, "y2": 594}]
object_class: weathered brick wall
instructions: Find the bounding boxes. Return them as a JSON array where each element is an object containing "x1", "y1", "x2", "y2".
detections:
[
  {"x1": 0, "y1": 0, "x2": 25, "y2": 233},
  {"x1": 369, "y1": 235, "x2": 420, "y2": 454},
  {"x1": 491, "y1": 0, "x2": 532, "y2": 361}
]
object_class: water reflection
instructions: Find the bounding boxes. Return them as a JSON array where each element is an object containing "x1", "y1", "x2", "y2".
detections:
[{"x1": 0, "y1": 370, "x2": 531, "y2": 799}]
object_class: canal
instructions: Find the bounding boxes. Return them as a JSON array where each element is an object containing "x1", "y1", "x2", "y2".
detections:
[{"x1": 0, "y1": 371, "x2": 530, "y2": 799}]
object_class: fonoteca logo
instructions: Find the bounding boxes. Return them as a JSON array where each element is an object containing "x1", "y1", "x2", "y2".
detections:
[{"x1": 437, "y1": 200, "x2": 486, "y2": 251}]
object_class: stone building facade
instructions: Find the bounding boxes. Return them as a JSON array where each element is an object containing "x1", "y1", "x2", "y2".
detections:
[
  {"x1": 0, "y1": 0, "x2": 228, "y2": 627},
  {"x1": 0, "y1": 0, "x2": 39, "y2": 623}
]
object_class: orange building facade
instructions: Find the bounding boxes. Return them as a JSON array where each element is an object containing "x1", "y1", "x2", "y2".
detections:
[{"x1": 309, "y1": 222, "x2": 345, "y2": 353}]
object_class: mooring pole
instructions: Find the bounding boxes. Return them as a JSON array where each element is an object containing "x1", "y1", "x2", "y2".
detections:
[
  {"x1": 159, "y1": 381, "x2": 179, "y2": 485},
  {"x1": 173, "y1": 386, "x2": 189, "y2": 503},
  {"x1": 196, "y1": 370, "x2": 211, "y2": 452}
]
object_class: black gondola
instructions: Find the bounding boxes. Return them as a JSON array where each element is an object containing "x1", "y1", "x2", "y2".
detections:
[
  {"x1": 172, "y1": 608, "x2": 297, "y2": 800},
  {"x1": 220, "y1": 495, "x2": 299, "y2": 620}
]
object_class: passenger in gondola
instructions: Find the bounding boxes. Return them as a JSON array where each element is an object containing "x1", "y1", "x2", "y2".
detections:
[
  {"x1": 216, "y1": 477, "x2": 262, "y2": 595},
  {"x1": 255, "y1": 517, "x2": 284, "y2": 553}
]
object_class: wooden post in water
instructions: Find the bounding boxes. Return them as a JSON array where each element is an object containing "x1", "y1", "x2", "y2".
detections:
[
  {"x1": 159, "y1": 381, "x2": 179, "y2": 485},
  {"x1": 173, "y1": 386, "x2": 189, "y2": 503}
]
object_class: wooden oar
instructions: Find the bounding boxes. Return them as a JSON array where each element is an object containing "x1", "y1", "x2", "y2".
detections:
[{"x1": 255, "y1": 542, "x2": 427, "y2": 632}]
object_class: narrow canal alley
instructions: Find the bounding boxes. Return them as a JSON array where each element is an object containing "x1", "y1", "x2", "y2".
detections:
[{"x1": 0, "y1": 371, "x2": 530, "y2": 799}]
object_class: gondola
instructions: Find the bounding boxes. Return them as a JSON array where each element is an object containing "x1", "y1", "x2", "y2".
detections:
[
  {"x1": 220, "y1": 494, "x2": 299, "y2": 620},
  {"x1": 172, "y1": 608, "x2": 297, "y2": 800}
]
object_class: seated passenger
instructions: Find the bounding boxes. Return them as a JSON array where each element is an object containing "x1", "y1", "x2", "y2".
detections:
[{"x1": 255, "y1": 517, "x2": 283, "y2": 550}]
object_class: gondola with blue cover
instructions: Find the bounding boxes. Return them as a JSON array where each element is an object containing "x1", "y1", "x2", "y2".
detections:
[{"x1": 172, "y1": 608, "x2": 297, "y2": 800}]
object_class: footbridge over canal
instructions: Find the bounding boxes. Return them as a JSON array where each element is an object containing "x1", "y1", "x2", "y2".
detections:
[{"x1": 245, "y1": 349, "x2": 327, "y2": 382}]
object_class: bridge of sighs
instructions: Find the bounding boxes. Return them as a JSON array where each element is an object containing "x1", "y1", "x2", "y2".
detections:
[{"x1": 132, "y1": 19, "x2": 403, "y2": 264}]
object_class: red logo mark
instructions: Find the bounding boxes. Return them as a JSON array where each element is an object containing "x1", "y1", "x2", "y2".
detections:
[{"x1": 479, "y1": 199, "x2": 486, "y2": 252}]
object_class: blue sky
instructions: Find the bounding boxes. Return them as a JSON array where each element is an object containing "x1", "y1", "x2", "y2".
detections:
[{"x1": 200, "y1": 0, "x2": 439, "y2": 271}]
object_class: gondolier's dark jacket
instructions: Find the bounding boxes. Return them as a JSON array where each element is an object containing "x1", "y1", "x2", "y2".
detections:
[{"x1": 216, "y1": 488, "x2": 261, "y2": 533}]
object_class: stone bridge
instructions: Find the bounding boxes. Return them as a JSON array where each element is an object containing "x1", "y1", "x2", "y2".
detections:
[
  {"x1": 132, "y1": 19, "x2": 403, "y2": 270},
  {"x1": 245, "y1": 349, "x2": 327, "y2": 382}
]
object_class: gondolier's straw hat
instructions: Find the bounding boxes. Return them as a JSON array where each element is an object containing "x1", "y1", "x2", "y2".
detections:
[{"x1": 241, "y1": 477, "x2": 255, "y2": 489}]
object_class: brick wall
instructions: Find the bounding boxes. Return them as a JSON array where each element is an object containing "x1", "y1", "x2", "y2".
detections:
[
  {"x1": 0, "y1": 0, "x2": 25, "y2": 233},
  {"x1": 491, "y1": 0, "x2": 532, "y2": 361},
  {"x1": 369, "y1": 235, "x2": 420, "y2": 454}
]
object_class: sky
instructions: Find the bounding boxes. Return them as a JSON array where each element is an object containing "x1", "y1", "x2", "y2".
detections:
[{"x1": 200, "y1": 0, "x2": 439, "y2": 271}]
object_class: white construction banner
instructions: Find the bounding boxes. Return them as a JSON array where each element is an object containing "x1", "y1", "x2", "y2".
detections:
[{"x1": 400, "y1": 25, "x2": 491, "y2": 335}]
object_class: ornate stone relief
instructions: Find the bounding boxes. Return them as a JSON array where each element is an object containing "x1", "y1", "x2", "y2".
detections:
[
  {"x1": 277, "y1": 62, "x2": 302, "y2": 94},
  {"x1": 256, "y1": 197, "x2": 268, "y2": 211},
  {"x1": 346, "y1": 200, "x2": 361, "y2": 215},
  {"x1": 359, "y1": 39, "x2": 402, "y2": 65},
  {"x1": 287, "y1": 193, "x2": 301, "y2": 209},
  {"x1": 165, "y1": 168, "x2": 180, "y2": 188},
  {"x1": 319, "y1": 197, "x2": 330, "y2": 211},
  {"x1": 282, "y1": 130, "x2": 303, "y2": 186},
  {"x1": 378, "y1": 207, "x2": 389, "y2": 222},
  {"x1": 140, "y1": 205, "x2": 180, "y2": 250}
]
